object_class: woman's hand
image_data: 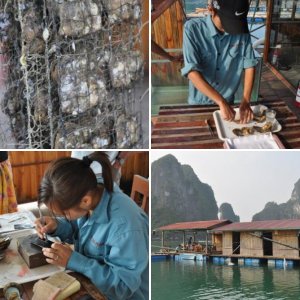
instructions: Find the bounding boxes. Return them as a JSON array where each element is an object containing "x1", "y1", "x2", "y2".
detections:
[
  {"x1": 35, "y1": 216, "x2": 57, "y2": 239},
  {"x1": 42, "y1": 242, "x2": 73, "y2": 268}
]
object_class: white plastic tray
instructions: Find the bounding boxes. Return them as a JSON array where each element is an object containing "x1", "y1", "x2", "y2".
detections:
[{"x1": 213, "y1": 104, "x2": 282, "y2": 141}]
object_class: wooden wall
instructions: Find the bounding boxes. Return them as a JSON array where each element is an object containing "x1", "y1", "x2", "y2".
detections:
[
  {"x1": 213, "y1": 234, "x2": 223, "y2": 252},
  {"x1": 240, "y1": 232, "x2": 263, "y2": 257},
  {"x1": 152, "y1": 1, "x2": 184, "y2": 51},
  {"x1": 222, "y1": 232, "x2": 233, "y2": 256},
  {"x1": 151, "y1": 0, "x2": 187, "y2": 86},
  {"x1": 10, "y1": 151, "x2": 71, "y2": 204},
  {"x1": 9, "y1": 151, "x2": 149, "y2": 204},
  {"x1": 221, "y1": 230, "x2": 300, "y2": 259},
  {"x1": 273, "y1": 230, "x2": 299, "y2": 259},
  {"x1": 120, "y1": 151, "x2": 149, "y2": 196}
]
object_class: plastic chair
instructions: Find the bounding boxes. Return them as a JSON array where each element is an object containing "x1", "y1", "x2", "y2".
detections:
[{"x1": 130, "y1": 175, "x2": 149, "y2": 214}]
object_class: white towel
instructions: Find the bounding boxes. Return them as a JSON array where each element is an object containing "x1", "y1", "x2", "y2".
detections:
[{"x1": 225, "y1": 133, "x2": 280, "y2": 149}]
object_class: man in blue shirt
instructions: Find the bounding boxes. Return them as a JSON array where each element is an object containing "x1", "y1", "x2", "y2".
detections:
[{"x1": 181, "y1": 0, "x2": 258, "y2": 123}]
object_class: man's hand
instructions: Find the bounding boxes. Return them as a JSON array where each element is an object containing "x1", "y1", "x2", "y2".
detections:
[
  {"x1": 219, "y1": 100, "x2": 236, "y2": 122},
  {"x1": 239, "y1": 102, "x2": 253, "y2": 124}
]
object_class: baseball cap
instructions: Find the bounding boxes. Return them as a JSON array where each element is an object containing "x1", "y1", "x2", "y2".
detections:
[{"x1": 211, "y1": 0, "x2": 249, "y2": 34}]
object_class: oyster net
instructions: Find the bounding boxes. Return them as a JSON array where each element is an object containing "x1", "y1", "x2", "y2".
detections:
[{"x1": 0, "y1": 0, "x2": 145, "y2": 149}]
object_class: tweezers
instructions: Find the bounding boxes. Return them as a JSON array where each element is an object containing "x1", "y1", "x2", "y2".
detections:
[{"x1": 38, "y1": 206, "x2": 47, "y2": 240}]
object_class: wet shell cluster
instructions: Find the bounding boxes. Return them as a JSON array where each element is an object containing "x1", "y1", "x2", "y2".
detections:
[
  {"x1": 1, "y1": 0, "x2": 143, "y2": 148},
  {"x1": 0, "y1": 235, "x2": 11, "y2": 260},
  {"x1": 110, "y1": 50, "x2": 144, "y2": 88},
  {"x1": 55, "y1": 113, "x2": 140, "y2": 149},
  {"x1": 232, "y1": 122, "x2": 273, "y2": 137},
  {"x1": 57, "y1": 0, "x2": 102, "y2": 37},
  {"x1": 102, "y1": 0, "x2": 142, "y2": 24},
  {"x1": 58, "y1": 54, "x2": 108, "y2": 115}
]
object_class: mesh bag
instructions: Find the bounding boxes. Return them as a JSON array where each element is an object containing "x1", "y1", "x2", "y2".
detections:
[{"x1": 0, "y1": 0, "x2": 144, "y2": 148}]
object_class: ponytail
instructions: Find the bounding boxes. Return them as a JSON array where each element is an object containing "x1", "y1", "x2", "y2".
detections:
[{"x1": 84, "y1": 152, "x2": 114, "y2": 193}]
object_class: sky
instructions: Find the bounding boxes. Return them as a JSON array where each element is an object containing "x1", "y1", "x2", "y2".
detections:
[{"x1": 151, "y1": 151, "x2": 300, "y2": 222}]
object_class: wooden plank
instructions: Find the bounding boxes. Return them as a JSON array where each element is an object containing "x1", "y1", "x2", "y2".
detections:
[
  {"x1": 152, "y1": 0, "x2": 178, "y2": 22},
  {"x1": 156, "y1": 113, "x2": 210, "y2": 123},
  {"x1": 141, "y1": 0, "x2": 149, "y2": 71},
  {"x1": 152, "y1": 139, "x2": 223, "y2": 149},
  {"x1": 159, "y1": 104, "x2": 217, "y2": 110},
  {"x1": 169, "y1": 3, "x2": 179, "y2": 49},
  {"x1": 175, "y1": 1, "x2": 184, "y2": 48},
  {"x1": 164, "y1": 7, "x2": 174, "y2": 49},
  {"x1": 159, "y1": 107, "x2": 218, "y2": 115},
  {"x1": 152, "y1": 126, "x2": 214, "y2": 136},
  {"x1": 152, "y1": 134, "x2": 217, "y2": 144},
  {"x1": 154, "y1": 121, "x2": 208, "y2": 128}
]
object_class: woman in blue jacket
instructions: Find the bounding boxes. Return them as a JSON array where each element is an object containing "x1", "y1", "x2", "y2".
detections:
[{"x1": 35, "y1": 152, "x2": 149, "y2": 300}]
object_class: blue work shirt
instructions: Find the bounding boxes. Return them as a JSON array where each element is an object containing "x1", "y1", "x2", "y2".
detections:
[
  {"x1": 181, "y1": 16, "x2": 258, "y2": 104},
  {"x1": 52, "y1": 184, "x2": 149, "y2": 300}
]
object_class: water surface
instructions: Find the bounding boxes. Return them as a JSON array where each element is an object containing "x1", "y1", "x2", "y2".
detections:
[{"x1": 152, "y1": 260, "x2": 300, "y2": 299}]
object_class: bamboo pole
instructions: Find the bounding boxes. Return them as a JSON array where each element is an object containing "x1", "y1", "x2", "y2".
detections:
[{"x1": 249, "y1": 232, "x2": 300, "y2": 251}]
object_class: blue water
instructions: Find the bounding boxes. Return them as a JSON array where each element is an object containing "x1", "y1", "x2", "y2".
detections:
[
  {"x1": 184, "y1": 0, "x2": 265, "y2": 41},
  {"x1": 152, "y1": 260, "x2": 300, "y2": 299},
  {"x1": 184, "y1": 0, "x2": 207, "y2": 13}
]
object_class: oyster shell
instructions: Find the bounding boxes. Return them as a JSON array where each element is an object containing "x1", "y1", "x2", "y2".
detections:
[
  {"x1": 109, "y1": 50, "x2": 143, "y2": 88},
  {"x1": 103, "y1": 0, "x2": 142, "y2": 23},
  {"x1": 232, "y1": 122, "x2": 274, "y2": 137},
  {"x1": 253, "y1": 109, "x2": 267, "y2": 123},
  {"x1": 115, "y1": 114, "x2": 140, "y2": 148},
  {"x1": 0, "y1": 236, "x2": 11, "y2": 251},
  {"x1": 232, "y1": 127, "x2": 254, "y2": 137},
  {"x1": 55, "y1": 117, "x2": 114, "y2": 149},
  {"x1": 22, "y1": 5, "x2": 45, "y2": 53},
  {"x1": 57, "y1": 0, "x2": 102, "y2": 37},
  {"x1": 253, "y1": 122, "x2": 273, "y2": 133},
  {"x1": 58, "y1": 54, "x2": 107, "y2": 115}
]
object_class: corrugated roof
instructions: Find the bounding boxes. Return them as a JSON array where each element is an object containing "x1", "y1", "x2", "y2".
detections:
[
  {"x1": 212, "y1": 219, "x2": 300, "y2": 232},
  {"x1": 157, "y1": 220, "x2": 231, "y2": 231}
]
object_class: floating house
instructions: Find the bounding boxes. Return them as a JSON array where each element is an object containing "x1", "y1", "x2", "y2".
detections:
[
  {"x1": 211, "y1": 220, "x2": 300, "y2": 260},
  {"x1": 156, "y1": 219, "x2": 232, "y2": 254}
]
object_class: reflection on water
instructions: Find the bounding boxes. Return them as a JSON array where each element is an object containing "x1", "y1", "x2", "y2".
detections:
[{"x1": 152, "y1": 260, "x2": 300, "y2": 300}]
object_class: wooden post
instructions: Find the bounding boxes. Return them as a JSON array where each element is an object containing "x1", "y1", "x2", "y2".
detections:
[
  {"x1": 162, "y1": 231, "x2": 165, "y2": 248},
  {"x1": 206, "y1": 231, "x2": 208, "y2": 255},
  {"x1": 183, "y1": 231, "x2": 186, "y2": 249},
  {"x1": 263, "y1": 0, "x2": 273, "y2": 63}
]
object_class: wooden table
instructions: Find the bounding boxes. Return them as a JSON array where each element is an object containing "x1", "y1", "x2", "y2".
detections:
[
  {"x1": 0, "y1": 273, "x2": 106, "y2": 300},
  {"x1": 151, "y1": 100, "x2": 300, "y2": 149}
]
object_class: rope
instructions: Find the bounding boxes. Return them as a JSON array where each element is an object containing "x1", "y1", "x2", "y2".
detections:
[{"x1": 17, "y1": 0, "x2": 32, "y2": 148}]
